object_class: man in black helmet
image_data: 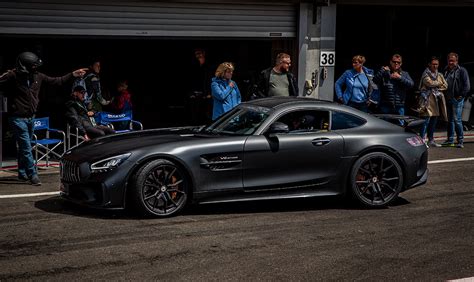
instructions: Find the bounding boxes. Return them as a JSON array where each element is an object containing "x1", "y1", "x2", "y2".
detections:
[{"x1": 0, "y1": 51, "x2": 86, "y2": 186}]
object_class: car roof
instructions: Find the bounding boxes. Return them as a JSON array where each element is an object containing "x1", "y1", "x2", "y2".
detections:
[
  {"x1": 242, "y1": 97, "x2": 397, "y2": 129},
  {"x1": 243, "y1": 97, "x2": 335, "y2": 109}
]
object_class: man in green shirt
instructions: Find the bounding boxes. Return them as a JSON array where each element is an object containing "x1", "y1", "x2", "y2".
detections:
[{"x1": 257, "y1": 53, "x2": 299, "y2": 98}]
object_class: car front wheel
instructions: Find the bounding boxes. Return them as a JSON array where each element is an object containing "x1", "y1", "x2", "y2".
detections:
[
  {"x1": 350, "y1": 152, "x2": 403, "y2": 207},
  {"x1": 131, "y1": 159, "x2": 189, "y2": 217}
]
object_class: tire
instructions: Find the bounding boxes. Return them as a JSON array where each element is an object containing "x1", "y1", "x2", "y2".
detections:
[
  {"x1": 349, "y1": 152, "x2": 403, "y2": 208},
  {"x1": 131, "y1": 159, "x2": 189, "y2": 217}
]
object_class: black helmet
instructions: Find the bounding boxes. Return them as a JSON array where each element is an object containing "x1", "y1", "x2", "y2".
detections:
[{"x1": 16, "y1": 52, "x2": 43, "y2": 74}]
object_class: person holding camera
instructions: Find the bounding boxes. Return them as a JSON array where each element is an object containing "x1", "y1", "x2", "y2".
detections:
[{"x1": 374, "y1": 54, "x2": 414, "y2": 119}]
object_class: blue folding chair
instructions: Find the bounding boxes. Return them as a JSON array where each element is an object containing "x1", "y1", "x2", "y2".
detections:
[
  {"x1": 95, "y1": 111, "x2": 143, "y2": 133},
  {"x1": 31, "y1": 117, "x2": 66, "y2": 166}
]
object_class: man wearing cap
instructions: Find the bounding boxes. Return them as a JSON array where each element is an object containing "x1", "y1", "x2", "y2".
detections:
[
  {"x1": 0, "y1": 51, "x2": 86, "y2": 185},
  {"x1": 65, "y1": 85, "x2": 115, "y2": 142}
]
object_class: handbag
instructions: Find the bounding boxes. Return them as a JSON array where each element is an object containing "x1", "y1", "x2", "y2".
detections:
[{"x1": 414, "y1": 91, "x2": 430, "y2": 113}]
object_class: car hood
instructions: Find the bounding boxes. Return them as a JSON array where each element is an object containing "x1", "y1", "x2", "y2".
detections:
[{"x1": 64, "y1": 127, "x2": 212, "y2": 162}]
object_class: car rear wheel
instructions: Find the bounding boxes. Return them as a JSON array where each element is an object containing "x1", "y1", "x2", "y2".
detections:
[
  {"x1": 350, "y1": 152, "x2": 403, "y2": 207},
  {"x1": 131, "y1": 159, "x2": 188, "y2": 217}
]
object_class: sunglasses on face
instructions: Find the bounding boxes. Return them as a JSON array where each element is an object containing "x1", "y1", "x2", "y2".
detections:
[{"x1": 391, "y1": 61, "x2": 402, "y2": 65}]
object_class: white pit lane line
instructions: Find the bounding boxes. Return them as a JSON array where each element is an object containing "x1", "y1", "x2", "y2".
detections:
[
  {"x1": 0, "y1": 157, "x2": 473, "y2": 200},
  {"x1": 0, "y1": 191, "x2": 60, "y2": 199},
  {"x1": 428, "y1": 157, "x2": 474, "y2": 165}
]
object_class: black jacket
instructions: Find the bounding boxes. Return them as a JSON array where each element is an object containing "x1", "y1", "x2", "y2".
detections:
[
  {"x1": 65, "y1": 99, "x2": 94, "y2": 136},
  {"x1": 373, "y1": 68, "x2": 414, "y2": 107},
  {"x1": 256, "y1": 67, "x2": 298, "y2": 98},
  {"x1": 444, "y1": 65, "x2": 470, "y2": 99},
  {"x1": 0, "y1": 69, "x2": 72, "y2": 117}
]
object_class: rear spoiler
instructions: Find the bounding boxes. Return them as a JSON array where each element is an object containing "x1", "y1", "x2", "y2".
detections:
[{"x1": 373, "y1": 114, "x2": 425, "y2": 131}]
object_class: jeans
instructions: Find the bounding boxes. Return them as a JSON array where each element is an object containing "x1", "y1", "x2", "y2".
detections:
[
  {"x1": 8, "y1": 116, "x2": 37, "y2": 178},
  {"x1": 420, "y1": 116, "x2": 438, "y2": 141},
  {"x1": 379, "y1": 104, "x2": 405, "y2": 125},
  {"x1": 347, "y1": 101, "x2": 368, "y2": 113},
  {"x1": 446, "y1": 98, "x2": 464, "y2": 143}
]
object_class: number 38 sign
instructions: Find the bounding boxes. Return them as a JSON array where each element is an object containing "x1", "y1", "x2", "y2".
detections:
[{"x1": 320, "y1": 51, "x2": 335, "y2": 66}]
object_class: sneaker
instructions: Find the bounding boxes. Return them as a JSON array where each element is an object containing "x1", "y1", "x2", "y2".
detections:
[
  {"x1": 29, "y1": 175, "x2": 42, "y2": 186},
  {"x1": 428, "y1": 141, "x2": 441, "y2": 148},
  {"x1": 18, "y1": 175, "x2": 29, "y2": 182},
  {"x1": 457, "y1": 143, "x2": 464, "y2": 148},
  {"x1": 441, "y1": 141, "x2": 455, "y2": 147}
]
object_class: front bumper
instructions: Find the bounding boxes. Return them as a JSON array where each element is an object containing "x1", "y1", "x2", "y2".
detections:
[{"x1": 59, "y1": 159, "x2": 133, "y2": 209}]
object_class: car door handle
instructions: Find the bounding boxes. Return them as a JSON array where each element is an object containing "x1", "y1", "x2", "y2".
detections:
[{"x1": 311, "y1": 138, "x2": 331, "y2": 146}]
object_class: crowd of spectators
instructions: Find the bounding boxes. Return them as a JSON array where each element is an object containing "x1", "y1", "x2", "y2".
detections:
[{"x1": 0, "y1": 48, "x2": 471, "y2": 185}]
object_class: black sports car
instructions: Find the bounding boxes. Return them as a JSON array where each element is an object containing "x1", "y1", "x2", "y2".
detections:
[{"x1": 60, "y1": 97, "x2": 428, "y2": 217}]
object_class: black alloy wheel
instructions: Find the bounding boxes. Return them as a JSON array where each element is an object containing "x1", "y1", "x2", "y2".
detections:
[
  {"x1": 132, "y1": 159, "x2": 188, "y2": 217},
  {"x1": 350, "y1": 152, "x2": 403, "y2": 207}
]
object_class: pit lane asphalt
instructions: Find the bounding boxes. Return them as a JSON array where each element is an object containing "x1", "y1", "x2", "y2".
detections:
[{"x1": 0, "y1": 144, "x2": 473, "y2": 280}]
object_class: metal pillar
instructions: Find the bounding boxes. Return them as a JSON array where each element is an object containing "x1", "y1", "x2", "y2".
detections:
[{"x1": 298, "y1": 2, "x2": 336, "y2": 101}]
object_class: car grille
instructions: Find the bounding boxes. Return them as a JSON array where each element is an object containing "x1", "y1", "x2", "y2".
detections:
[{"x1": 60, "y1": 159, "x2": 81, "y2": 183}]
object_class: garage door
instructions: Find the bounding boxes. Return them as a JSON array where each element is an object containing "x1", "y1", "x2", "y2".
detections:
[{"x1": 0, "y1": 1, "x2": 297, "y2": 38}]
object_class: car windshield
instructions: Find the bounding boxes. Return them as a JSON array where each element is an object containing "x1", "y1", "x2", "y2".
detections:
[{"x1": 202, "y1": 105, "x2": 271, "y2": 135}]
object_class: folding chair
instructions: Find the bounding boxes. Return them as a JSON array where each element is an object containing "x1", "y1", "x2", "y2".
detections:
[
  {"x1": 66, "y1": 124, "x2": 86, "y2": 150},
  {"x1": 95, "y1": 111, "x2": 143, "y2": 133},
  {"x1": 31, "y1": 117, "x2": 66, "y2": 167}
]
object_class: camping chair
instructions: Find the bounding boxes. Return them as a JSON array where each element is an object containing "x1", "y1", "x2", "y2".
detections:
[
  {"x1": 95, "y1": 111, "x2": 143, "y2": 133},
  {"x1": 31, "y1": 117, "x2": 66, "y2": 167},
  {"x1": 66, "y1": 124, "x2": 86, "y2": 150}
]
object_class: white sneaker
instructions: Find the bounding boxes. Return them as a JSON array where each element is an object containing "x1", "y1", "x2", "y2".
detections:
[{"x1": 428, "y1": 141, "x2": 441, "y2": 148}]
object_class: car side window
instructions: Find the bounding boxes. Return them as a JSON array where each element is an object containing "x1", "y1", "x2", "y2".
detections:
[
  {"x1": 275, "y1": 110, "x2": 330, "y2": 134},
  {"x1": 331, "y1": 111, "x2": 366, "y2": 130}
]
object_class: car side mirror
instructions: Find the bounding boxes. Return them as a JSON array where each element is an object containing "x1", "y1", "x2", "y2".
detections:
[{"x1": 266, "y1": 122, "x2": 289, "y2": 136}]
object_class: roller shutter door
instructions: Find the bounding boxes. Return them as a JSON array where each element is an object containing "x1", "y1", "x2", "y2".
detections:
[{"x1": 0, "y1": 1, "x2": 297, "y2": 37}]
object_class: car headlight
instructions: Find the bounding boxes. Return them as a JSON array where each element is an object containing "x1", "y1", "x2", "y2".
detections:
[{"x1": 90, "y1": 153, "x2": 131, "y2": 173}]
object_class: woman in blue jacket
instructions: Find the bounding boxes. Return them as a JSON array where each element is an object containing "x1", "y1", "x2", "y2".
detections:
[
  {"x1": 335, "y1": 55, "x2": 375, "y2": 113},
  {"x1": 211, "y1": 62, "x2": 241, "y2": 120}
]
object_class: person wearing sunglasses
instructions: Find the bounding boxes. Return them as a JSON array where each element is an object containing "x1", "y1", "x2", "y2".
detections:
[
  {"x1": 374, "y1": 54, "x2": 414, "y2": 121},
  {"x1": 256, "y1": 53, "x2": 298, "y2": 98}
]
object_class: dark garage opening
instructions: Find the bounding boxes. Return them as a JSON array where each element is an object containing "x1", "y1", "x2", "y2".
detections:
[
  {"x1": 335, "y1": 5, "x2": 474, "y2": 113},
  {"x1": 0, "y1": 36, "x2": 295, "y2": 158}
]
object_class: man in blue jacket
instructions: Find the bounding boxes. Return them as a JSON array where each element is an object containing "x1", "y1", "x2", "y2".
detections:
[
  {"x1": 374, "y1": 54, "x2": 414, "y2": 119},
  {"x1": 442, "y1": 52, "x2": 470, "y2": 148}
]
